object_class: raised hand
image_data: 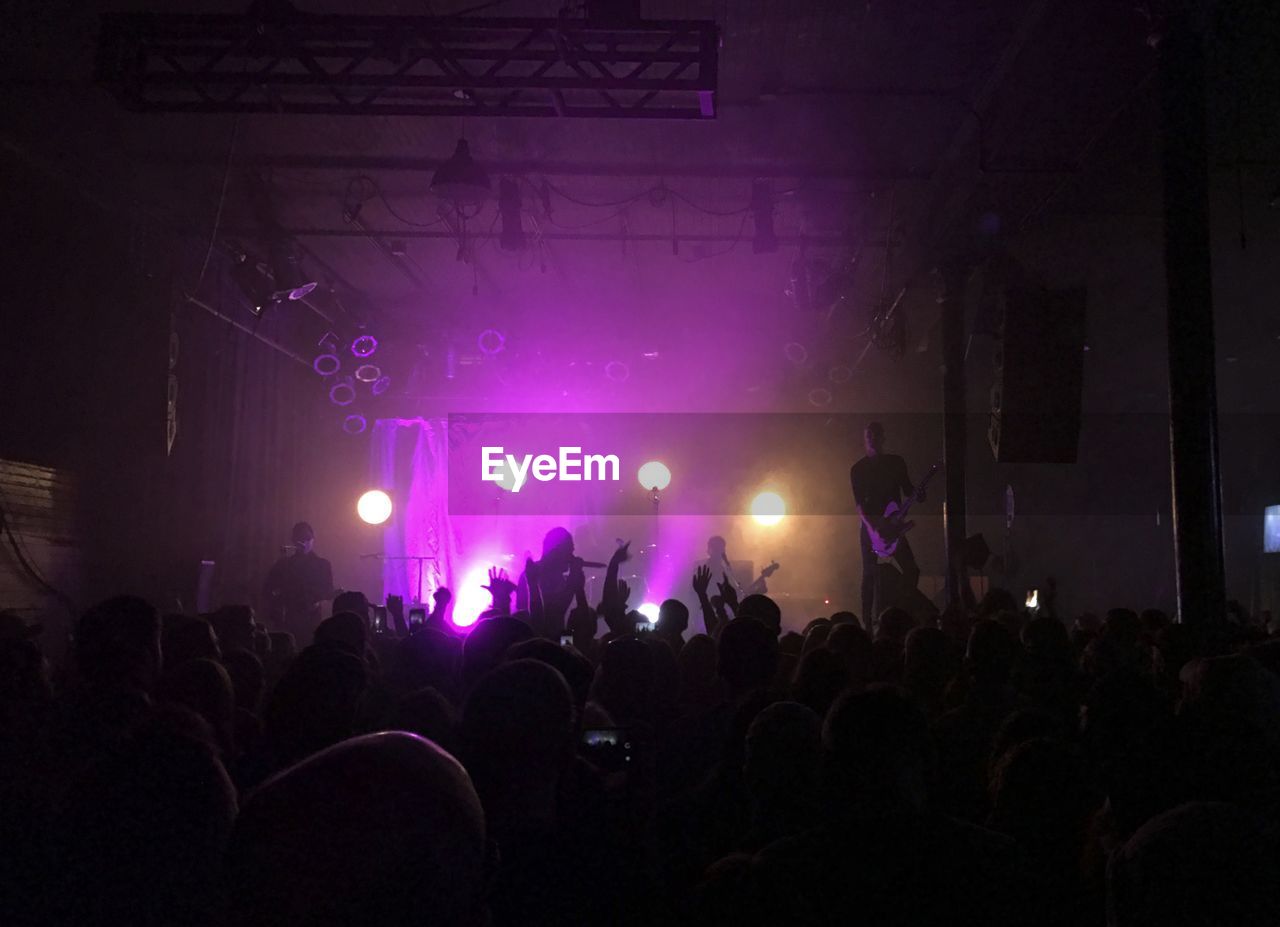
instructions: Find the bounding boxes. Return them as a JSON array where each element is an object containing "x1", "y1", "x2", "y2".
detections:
[
  {"x1": 484, "y1": 566, "x2": 516, "y2": 599},
  {"x1": 610, "y1": 540, "x2": 632, "y2": 565},
  {"x1": 717, "y1": 576, "x2": 739, "y2": 614},
  {"x1": 693, "y1": 564, "x2": 712, "y2": 598},
  {"x1": 617, "y1": 578, "x2": 631, "y2": 607}
]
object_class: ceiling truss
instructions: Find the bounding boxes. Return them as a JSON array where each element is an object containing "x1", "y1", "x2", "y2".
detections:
[{"x1": 96, "y1": 10, "x2": 719, "y2": 119}]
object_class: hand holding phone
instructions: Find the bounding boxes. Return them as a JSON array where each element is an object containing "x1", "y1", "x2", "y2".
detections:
[{"x1": 579, "y1": 727, "x2": 633, "y2": 772}]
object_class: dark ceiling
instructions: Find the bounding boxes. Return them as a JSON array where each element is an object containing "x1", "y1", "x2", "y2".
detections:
[{"x1": 3, "y1": 0, "x2": 1274, "y2": 414}]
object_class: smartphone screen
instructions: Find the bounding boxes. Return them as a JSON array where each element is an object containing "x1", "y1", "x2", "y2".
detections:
[
  {"x1": 372, "y1": 606, "x2": 388, "y2": 632},
  {"x1": 635, "y1": 620, "x2": 651, "y2": 634},
  {"x1": 579, "y1": 727, "x2": 632, "y2": 771},
  {"x1": 409, "y1": 607, "x2": 426, "y2": 629},
  {"x1": 1025, "y1": 589, "x2": 1039, "y2": 610},
  {"x1": 559, "y1": 633, "x2": 573, "y2": 647}
]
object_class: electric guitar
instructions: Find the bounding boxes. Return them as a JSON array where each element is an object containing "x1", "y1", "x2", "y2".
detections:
[
  {"x1": 744, "y1": 561, "x2": 780, "y2": 597},
  {"x1": 721, "y1": 558, "x2": 780, "y2": 597},
  {"x1": 866, "y1": 462, "x2": 940, "y2": 558}
]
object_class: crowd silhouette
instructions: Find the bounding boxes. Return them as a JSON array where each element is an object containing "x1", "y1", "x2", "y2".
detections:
[{"x1": 2, "y1": 535, "x2": 1280, "y2": 926}]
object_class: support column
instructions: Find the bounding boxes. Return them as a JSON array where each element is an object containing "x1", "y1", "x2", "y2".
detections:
[
  {"x1": 1159, "y1": 13, "x2": 1226, "y2": 630},
  {"x1": 940, "y1": 263, "x2": 969, "y2": 610}
]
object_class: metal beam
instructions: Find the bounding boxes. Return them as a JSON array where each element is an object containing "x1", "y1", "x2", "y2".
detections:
[
  {"x1": 136, "y1": 152, "x2": 927, "y2": 184},
  {"x1": 244, "y1": 227, "x2": 894, "y2": 247},
  {"x1": 96, "y1": 11, "x2": 718, "y2": 119},
  {"x1": 1159, "y1": 11, "x2": 1225, "y2": 632},
  {"x1": 940, "y1": 264, "x2": 969, "y2": 610},
  {"x1": 183, "y1": 294, "x2": 311, "y2": 367}
]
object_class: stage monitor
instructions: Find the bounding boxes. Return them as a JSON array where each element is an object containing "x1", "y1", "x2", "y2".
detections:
[{"x1": 1265, "y1": 505, "x2": 1280, "y2": 554}]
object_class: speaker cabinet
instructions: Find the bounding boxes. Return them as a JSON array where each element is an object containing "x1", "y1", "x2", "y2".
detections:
[{"x1": 988, "y1": 287, "x2": 1086, "y2": 463}]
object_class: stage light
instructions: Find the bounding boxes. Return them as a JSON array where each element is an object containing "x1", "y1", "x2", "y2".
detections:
[
  {"x1": 329, "y1": 376, "x2": 356, "y2": 406},
  {"x1": 371, "y1": 375, "x2": 392, "y2": 396},
  {"x1": 342, "y1": 413, "x2": 368, "y2": 435},
  {"x1": 808, "y1": 387, "x2": 832, "y2": 408},
  {"x1": 829, "y1": 365, "x2": 852, "y2": 384},
  {"x1": 637, "y1": 460, "x2": 671, "y2": 492},
  {"x1": 784, "y1": 342, "x2": 808, "y2": 365},
  {"x1": 357, "y1": 489, "x2": 393, "y2": 525},
  {"x1": 605, "y1": 360, "x2": 630, "y2": 382},
  {"x1": 453, "y1": 561, "x2": 501, "y2": 628},
  {"x1": 313, "y1": 332, "x2": 342, "y2": 376},
  {"x1": 478, "y1": 329, "x2": 506, "y2": 355},
  {"x1": 431, "y1": 139, "x2": 491, "y2": 209},
  {"x1": 268, "y1": 238, "x2": 318, "y2": 302},
  {"x1": 638, "y1": 602, "x2": 659, "y2": 624},
  {"x1": 351, "y1": 334, "x2": 378, "y2": 358},
  {"x1": 750, "y1": 491, "x2": 786, "y2": 526},
  {"x1": 355, "y1": 363, "x2": 381, "y2": 383}
]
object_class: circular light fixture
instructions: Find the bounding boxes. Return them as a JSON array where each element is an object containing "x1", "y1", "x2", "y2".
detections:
[
  {"x1": 371, "y1": 375, "x2": 392, "y2": 396},
  {"x1": 342, "y1": 413, "x2": 368, "y2": 435},
  {"x1": 329, "y1": 377, "x2": 357, "y2": 406},
  {"x1": 829, "y1": 365, "x2": 852, "y2": 384},
  {"x1": 355, "y1": 363, "x2": 382, "y2": 383},
  {"x1": 286, "y1": 281, "x2": 318, "y2": 302},
  {"x1": 637, "y1": 460, "x2": 671, "y2": 492},
  {"x1": 477, "y1": 329, "x2": 506, "y2": 356},
  {"x1": 808, "y1": 387, "x2": 833, "y2": 408},
  {"x1": 357, "y1": 489, "x2": 393, "y2": 525},
  {"x1": 313, "y1": 354, "x2": 341, "y2": 377},
  {"x1": 605, "y1": 360, "x2": 630, "y2": 383},
  {"x1": 750, "y1": 491, "x2": 786, "y2": 526},
  {"x1": 637, "y1": 602, "x2": 660, "y2": 624},
  {"x1": 351, "y1": 334, "x2": 378, "y2": 358},
  {"x1": 784, "y1": 342, "x2": 808, "y2": 365}
]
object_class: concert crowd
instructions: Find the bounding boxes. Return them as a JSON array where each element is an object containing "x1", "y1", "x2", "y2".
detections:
[{"x1": 2, "y1": 537, "x2": 1279, "y2": 927}]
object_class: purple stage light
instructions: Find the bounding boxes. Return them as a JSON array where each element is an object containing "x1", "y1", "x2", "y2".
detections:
[
  {"x1": 355, "y1": 363, "x2": 381, "y2": 383},
  {"x1": 313, "y1": 353, "x2": 341, "y2": 377},
  {"x1": 808, "y1": 387, "x2": 832, "y2": 408},
  {"x1": 285, "y1": 281, "x2": 318, "y2": 301},
  {"x1": 351, "y1": 334, "x2": 378, "y2": 358},
  {"x1": 342, "y1": 413, "x2": 367, "y2": 435},
  {"x1": 452, "y1": 560, "x2": 500, "y2": 629},
  {"x1": 478, "y1": 329, "x2": 506, "y2": 355},
  {"x1": 829, "y1": 365, "x2": 852, "y2": 384},
  {"x1": 329, "y1": 377, "x2": 356, "y2": 406},
  {"x1": 638, "y1": 602, "x2": 659, "y2": 624},
  {"x1": 605, "y1": 360, "x2": 630, "y2": 382},
  {"x1": 371, "y1": 375, "x2": 392, "y2": 396},
  {"x1": 784, "y1": 342, "x2": 808, "y2": 365}
]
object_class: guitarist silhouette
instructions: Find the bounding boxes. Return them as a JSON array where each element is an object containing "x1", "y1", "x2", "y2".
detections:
[{"x1": 851, "y1": 421, "x2": 925, "y2": 626}]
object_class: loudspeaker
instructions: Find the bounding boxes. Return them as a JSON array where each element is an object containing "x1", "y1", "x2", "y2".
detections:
[{"x1": 988, "y1": 287, "x2": 1086, "y2": 463}]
